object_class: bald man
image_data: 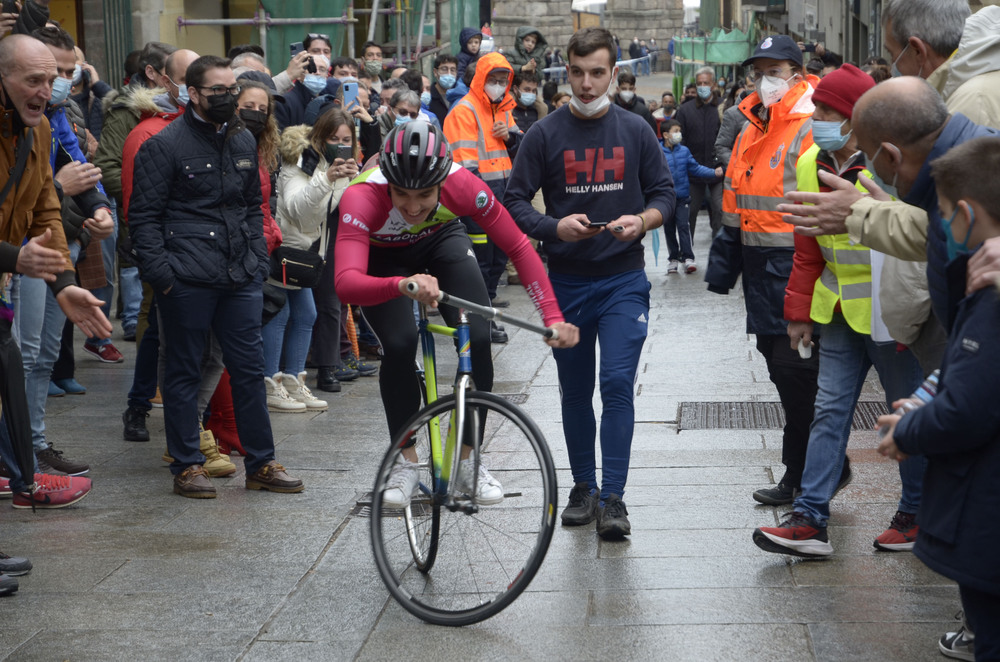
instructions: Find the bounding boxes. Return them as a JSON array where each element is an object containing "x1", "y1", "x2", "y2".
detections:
[
  {"x1": 780, "y1": 77, "x2": 999, "y2": 354},
  {"x1": 0, "y1": 35, "x2": 109, "y2": 504}
]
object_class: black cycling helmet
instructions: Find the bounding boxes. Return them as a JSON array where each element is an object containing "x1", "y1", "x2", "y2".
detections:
[{"x1": 380, "y1": 120, "x2": 452, "y2": 189}]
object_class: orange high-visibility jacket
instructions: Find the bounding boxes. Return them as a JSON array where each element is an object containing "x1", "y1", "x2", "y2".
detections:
[
  {"x1": 443, "y1": 52, "x2": 520, "y2": 186},
  {"x1": 722, "y1": 78, "x2": 816, "y2": 249}
]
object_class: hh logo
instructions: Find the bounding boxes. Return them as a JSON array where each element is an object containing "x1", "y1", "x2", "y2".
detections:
[{"x1": 563, "y1": 147, "x2": 625, "y2": 185}]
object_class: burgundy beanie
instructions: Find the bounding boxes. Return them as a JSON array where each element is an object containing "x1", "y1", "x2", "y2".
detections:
[{"x1": 812, "y1": 63, "x2": 875, "y2": 119}]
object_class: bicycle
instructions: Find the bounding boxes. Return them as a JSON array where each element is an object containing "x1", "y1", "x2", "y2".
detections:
[{"x1": 369, "y1": 287, "x2": 558, "y2": 626}]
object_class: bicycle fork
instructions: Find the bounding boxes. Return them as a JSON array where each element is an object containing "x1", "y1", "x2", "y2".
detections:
[{"x1": 443, "y1": 311, "x2": 480, "y2": 514}]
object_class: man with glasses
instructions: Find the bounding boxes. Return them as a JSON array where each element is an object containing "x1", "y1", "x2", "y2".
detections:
[
  {"x1": 706, "y1": 35, "x2": 825, "y2": 508},
  {"x1": 429, "y1": 53, "x2": 458, "y2": 126},
  {"x1": 129, "y1": 55, "x2": 303, "y2": 499},
  {"x1": 305, "y1": 33, "x2": 331, "y2": 59}
]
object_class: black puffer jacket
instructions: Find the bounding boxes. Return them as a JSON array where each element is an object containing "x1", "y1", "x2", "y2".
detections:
[{"x1": 128, "y1": 108, "x2": 266, "y2": 293}]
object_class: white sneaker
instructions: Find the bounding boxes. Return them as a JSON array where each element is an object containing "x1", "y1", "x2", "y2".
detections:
[
  {"x1": 684, "y1": 258, "x2": 697, "y2": 274},
  {"x1": 382, "y1": 459, "x2": 421, "y2": 508},
  {"x1": 281, "y1": 371, "x2": 328, "y2": 410},
  {"x1": 265, "y1": 373, "x2": 307, "y2": 412},
  {"x1": 457, "y1": 458, "x2": 504, "y2": 505},
  {"x1": 667, "y1": 259, "x2": 679, "y2": 275}
]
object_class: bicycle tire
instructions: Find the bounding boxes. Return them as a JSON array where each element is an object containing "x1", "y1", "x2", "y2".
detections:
[{"x1": 370, "y1": 391, "x2": 557, "y2": 626}]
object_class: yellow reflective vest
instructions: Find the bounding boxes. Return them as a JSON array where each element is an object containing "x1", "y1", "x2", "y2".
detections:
[{"x1": 795, "y1": 144, "x2": 874, "y2": 334}]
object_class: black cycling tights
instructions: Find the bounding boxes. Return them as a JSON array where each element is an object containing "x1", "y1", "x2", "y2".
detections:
[{"x1": 362, "y1": 222, "x2": 494, "y2": 439}]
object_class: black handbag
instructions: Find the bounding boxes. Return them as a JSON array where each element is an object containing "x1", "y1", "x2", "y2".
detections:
[{"x1": 269, "y1": 215, "x2": 328, "y2": 288}]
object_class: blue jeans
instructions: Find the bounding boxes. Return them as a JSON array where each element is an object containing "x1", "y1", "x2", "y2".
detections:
[
  {"x1": 663, "y1": 196, "x2": 693, "y2": 261},
  {"x1": 120, "y1": 266, "x2": 142, "y2": 333},
  {"x1": 550, "y1": 269, "x2": 650, "y2": 501},
  {"x1": 795, "y1": 316, "x2": 926, "y2": 526},
  {"x1": 12, "y1": 240, "x2": 83, "y2": 454},
  {"x1": 262, "y1": 287, "x2": 316, "y2": 376}
]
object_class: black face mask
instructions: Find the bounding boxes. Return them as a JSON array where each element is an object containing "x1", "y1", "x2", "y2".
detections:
[
  {"x1": 202, "y1": 92, "x2": 237, "y2": 125},
  {"x1": 239, "y1": 108, "x2": 267, "y2": 137}
]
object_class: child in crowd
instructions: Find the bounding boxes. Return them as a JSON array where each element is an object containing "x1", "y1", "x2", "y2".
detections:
[
  {"x1": 877, "y1": 136, "x2": 1000, "y2": 661},
  {"x1": 659, "y1": 119, "x2": 722, "y2": 274},
  {"x1": 457, "y1": 28, "x2": 482, "y2": 81}
]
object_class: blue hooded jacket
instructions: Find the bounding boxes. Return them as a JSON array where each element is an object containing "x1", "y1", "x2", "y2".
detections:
[{"x1": 457, "y1": 27, "x2": 482, "y2": 81}]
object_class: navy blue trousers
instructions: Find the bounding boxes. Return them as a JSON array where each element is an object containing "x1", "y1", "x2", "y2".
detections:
[
  {"x1": 550, "y1": 269, "x2": 649, "y2": 501},
  {"x1": 155, "y1": 281, "x2": 275, "y2": 476}
]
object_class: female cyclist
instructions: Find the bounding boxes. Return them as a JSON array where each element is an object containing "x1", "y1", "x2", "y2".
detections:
[{"x1": 334, "y1": 121, "x2": 578, "y2": 506}]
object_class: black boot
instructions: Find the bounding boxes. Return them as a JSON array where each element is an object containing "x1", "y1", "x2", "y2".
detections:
[
  {"x1": 316, "y1": 367, "x2": 342, "y2": 393},
  {"x1": 122, "y1": 405, "x2": 150, "y2": 442}
]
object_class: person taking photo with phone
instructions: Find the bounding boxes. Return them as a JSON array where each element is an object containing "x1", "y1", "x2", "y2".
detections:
[{"x1": 265, "y1": 107, "x2": 359, "y2": 403}]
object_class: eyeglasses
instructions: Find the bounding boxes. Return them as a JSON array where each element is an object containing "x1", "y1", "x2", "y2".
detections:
[
  {"x1": 198, "y1": 85, "x2": 241, "y2": 96},
  {"x1": 393, "y1": 107, "x2": 420, "y2": 119},
  {"x1": 307, "y1": 33, "x2": 330, "y2": 42},
  {"x1": 750, "y1": 68, "x2": 792, "y2": 82}
]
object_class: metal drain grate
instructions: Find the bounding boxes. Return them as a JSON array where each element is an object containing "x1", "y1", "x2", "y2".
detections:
[
  {"x1": 351, "y1": 492, "x2": 435, "y2": 518},
  {"x1": 678, "y1": 401, "x2": 889, "y2": 431},
  {"x1": 498, "y1": 393, "x2": 528, "y2": 405}
]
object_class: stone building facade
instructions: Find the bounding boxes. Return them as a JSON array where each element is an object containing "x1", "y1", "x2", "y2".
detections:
[{"x1": 490, "y1": 0, "x2": 684, "y2": 60}]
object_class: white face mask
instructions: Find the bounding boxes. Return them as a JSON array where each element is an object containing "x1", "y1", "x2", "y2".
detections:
[
  {"x1": 669, "y1": 132, "x2": 682, "y2": 145},
  {"x1": 484, "y1": 82, "x2": 506, "y2": 103},
  {"x1": 758, "y1": 74, "x2": 794, "y2": 108},
  {"x1": 619, "y1": 90, "x2": 635, "y2": 103},
  {"x1": 570, "y1": 66, "x2": 617, "y2": 118}
]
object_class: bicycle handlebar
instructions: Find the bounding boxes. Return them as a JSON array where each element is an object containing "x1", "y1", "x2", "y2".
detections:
[{"x1": 406, "y1": 282, "x2": 557, "y2": 340}]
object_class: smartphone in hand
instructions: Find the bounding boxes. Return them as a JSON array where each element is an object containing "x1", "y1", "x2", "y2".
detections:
[
  {"x1": 341, "y1": 81, "x2": 358, "y2": 110},
  {"x1": 335, "y1": 144, "x2": 355, "y2": 162},
  {"x1": 290, "y1": 41, "x2": 304, "y2": 57},
  {"x1": 586, "y1": 220, "x2": 610, "y2": 228}
]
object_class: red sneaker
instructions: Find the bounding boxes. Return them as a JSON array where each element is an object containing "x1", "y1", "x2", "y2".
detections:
[
  {"x1": 83, "y1": 342, "x2": 124, "y2": 363},
  {"x1": 874, "y1": 510, "x2": 918, "y2": 551},
  {"x1": 13, "y1": 474, "x2": 92, "y2": 509},
  {"x1": 0, "y1": 478, "x2": 10, "y2": 499},
  {"x1": 753, "y1": 511, "x2": 834, "y2": 557}
]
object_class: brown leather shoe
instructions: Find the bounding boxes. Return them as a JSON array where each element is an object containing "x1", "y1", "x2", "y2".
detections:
[
  {"x1": 173, "y1": 465, "x2": 216, "y2": 499},
  {"x1": 245, "y1": 460, "x2": 304, "y2": 493}
]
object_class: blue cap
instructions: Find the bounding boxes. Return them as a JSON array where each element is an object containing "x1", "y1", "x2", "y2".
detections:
[{"x1": 742, "y1": 35, "x2": 803, "y2": 68}]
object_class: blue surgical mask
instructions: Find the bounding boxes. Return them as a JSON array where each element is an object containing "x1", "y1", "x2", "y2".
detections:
[
  {"x1": 812, "y1": 119, "x2": 851, "y2": 152},
  {"x1": 696, "y1": 84, "x2": 712, "y2": 100},
  {"x1": 438, "y1": 74, "x2": 456, "y2": 89},
  {"x1": 420, "y1": 91, "x2": 431, "y2": 107},
  {"x1": 890, "y1": 43, "x2": 909, "y2": 78},
  {"x1": 303, "y1": 74, "x2": 327, "y2": 95},
  {"x1": 394, "y1": 115, "x2": 412, "y2": 127},
  {"x1": 866, "y1": 144, "x2": 900, "y2": 198},
  {"x1": 71, "y1": 64, "x2": 83, "y2": 86},
  {"x1": 519, "y1": 92, "x2": 536, "y2": 107},
  {"x1": 941, "y1": 205, "x2": 976, "y2": 261},
  {"x1": 169, "y1": 76, "x2": 189, "y2": 106},
  {"x1": 50, "y1": 77, "x2": 72, "y2": 105}
]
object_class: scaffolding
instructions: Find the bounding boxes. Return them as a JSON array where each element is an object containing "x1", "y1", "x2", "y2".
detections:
[{"x1": 175, "y1": 0, "x2": 479, "y2": 74}]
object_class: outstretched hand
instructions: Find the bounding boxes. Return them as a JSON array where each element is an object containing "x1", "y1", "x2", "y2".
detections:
[
  {"x1": 16, "y1": 229, "x2": 68, "y2": 281},
  {"x1": 56, "y1": 285, "x2": 112, "y2": 339},
  {"x1": 778, "y1": 170, "x2": 869, "y2": 237}
]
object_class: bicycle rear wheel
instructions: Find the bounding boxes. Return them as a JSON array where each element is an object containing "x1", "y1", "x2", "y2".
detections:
[{"x1": 370, "y1": 391, "x2": 557, "y2": 626}]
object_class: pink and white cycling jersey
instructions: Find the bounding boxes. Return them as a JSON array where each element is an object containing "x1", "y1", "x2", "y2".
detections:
[{"x1": 334, "y1": 163, "x2": 564, "y2": 326}]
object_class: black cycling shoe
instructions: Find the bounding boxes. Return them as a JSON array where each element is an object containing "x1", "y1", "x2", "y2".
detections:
[
  {"x1": 561, "y1": 482, "x2": 598, "y2": 526},
  {"x1": 596, "y1": 494, "x2": 631, "y2": 540}
]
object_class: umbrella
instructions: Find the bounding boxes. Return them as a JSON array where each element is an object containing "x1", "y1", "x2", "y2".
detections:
[{"x1": 0, "y1": 319, "x2": 38, "y2": 496}]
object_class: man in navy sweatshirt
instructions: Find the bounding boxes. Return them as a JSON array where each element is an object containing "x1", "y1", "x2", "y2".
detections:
[{"x1": 506, "y1": 27, "x2": 675, "y2": 540}]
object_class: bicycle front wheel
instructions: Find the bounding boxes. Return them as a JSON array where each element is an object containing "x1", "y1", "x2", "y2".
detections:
[{"x1": 370, "y1": 391, "x2": 557, "y2": 626}]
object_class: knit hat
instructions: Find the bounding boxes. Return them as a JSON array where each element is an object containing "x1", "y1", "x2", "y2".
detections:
[{"x1": 812, "y1": 64, "x2": 875, "y2": 119}]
